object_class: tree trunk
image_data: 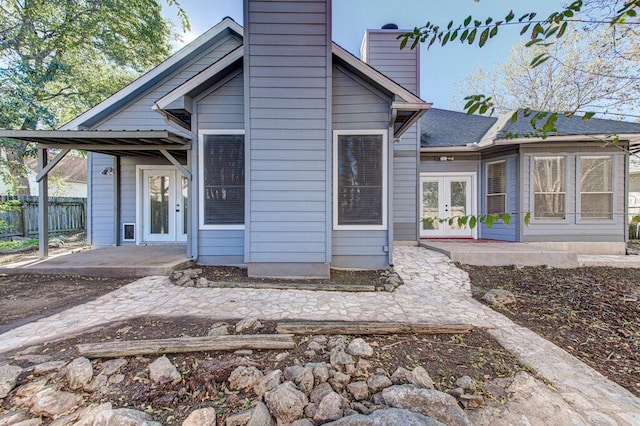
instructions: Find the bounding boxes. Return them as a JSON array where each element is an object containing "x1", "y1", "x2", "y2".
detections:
[{"x1": 3, "y1": 147, "x2": 31, "y2": 195}]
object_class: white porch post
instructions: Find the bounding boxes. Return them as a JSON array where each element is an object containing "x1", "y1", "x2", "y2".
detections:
[{"x1": 38, "y1": 148, "x2": 49, "y2": 258}]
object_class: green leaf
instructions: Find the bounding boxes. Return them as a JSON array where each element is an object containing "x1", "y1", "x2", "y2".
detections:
[
  {"x1": 490, "y1": 26, "x2": 498, "y2": 38},
  {"x1": 399, "y1": 37, "x2": 408, "y2": 49},
  {"x1": 464, "y1": 15, "x2": 472, "y2": 26},
  {"x1": 510, "y1": 111, "x2": 519, "y2": 123},
  {"x1": 542, "y1": 114, "x2": 558, "y2": 134},
  {"x1": 501, "y1": 213, "x2": 511, "y2": 226},
  {"x1": 467, "y1": 28, "x2": 477, "y2": 44},
  {"x1": 448, "y1": 217, "x2": 455, "y2": 226},
  {"x1": 582, "y1": 111, "x2": 596, "y2": 121},
  {"x1": 450, "y1": 29, "x2": 459, "y2": 41},
  {"x1": 447, "y1": 20, "x2": 454, "y2": 30},
  {"x1": 520, "y1": 23, "x2": 531, "y2": 36},
  {"x1": 627, "y1": 8, "x2": 637, "y2": 17},
  {"x1": 505, "y1": 10, "x2": 515, "y2": 22},
  {"x1": 442, "y1": 32, "x2": 451, "y2": 46},
  {"x1": 486, "y1": 214, "x2": 495, "y2": 228},
  {"x1": 524, "y1": 212, "x2": 531, "y2": 226},
  {"x1": 557, "y1": 22, "x2": 568, "y2": 38},
  {"x1": 469, "y1": 216, "x2": 477, "y2": 229},
  {"x1": 461, "y1": 29, "x2": 469, "y2": 41},
  {"x1": 479, "y1": 28, "x2": 490, "y2": 47}
]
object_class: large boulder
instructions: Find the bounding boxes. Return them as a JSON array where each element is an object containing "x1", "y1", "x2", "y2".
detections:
[
  {"x1": 264, "y1": 382, "x2": 308, "y2": 424},
  {"x1": 313, "y1": 391, "x2": 343, "y2": 423},
  {"x1": 228, "y1": 366, "x2": 263, "y2": 392},
  {"x1": 30, "y1": 387, "x2": 83, "y2": 418},
  {"x1": 382, "y1": 385, "x2": 473, "y2": 426},
  {"x1": 254, "y1": 370, "x2": 282, "y2": 397},
  {"x1": 65, "y1": 357, "x2": 94, "y2": 390},
  {"x1": 0, "y1": 365, "x2": 23, "y2": 398},
  {"x1": 94, "y1": 407, "x2": 162, "y2": 425},
  {"x1": 148, "y1": 356, "x2": 181, "y2": 385},
  {"x1": 325, "y1": 408, "x2": 445, "y2": 426}
]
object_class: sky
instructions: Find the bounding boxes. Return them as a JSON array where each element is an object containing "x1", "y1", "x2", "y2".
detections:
[{"x1": 162, "y1": 0, "x2": 566, "y2": 112}]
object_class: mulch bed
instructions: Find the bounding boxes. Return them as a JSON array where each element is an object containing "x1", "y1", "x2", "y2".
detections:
[{"x1": 462, "y1": 265, "x2": 640, "y2": 396}]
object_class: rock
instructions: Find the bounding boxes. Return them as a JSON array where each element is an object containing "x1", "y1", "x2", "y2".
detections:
[
  {"x1": 30, "y1": 387, "x2": 83, "y2": 418},
  {"x1": 350, "y1": 402, "x2": 370, "y2": 415},
  {"x1": 196, "y1": 277, "x2": 209, "y2": 288},
  {"x1": 226, "y1": 409, "x2": 252, "y2": 426},
  {"x1": 84, "y1": 373, "x2": 108, "y2": 393},
  {"x1": 410, "y1": 366, "x2": 434, "y2": 389},
  {"x1": 264, "y1": 382, "x2": 308, "y2": 424},
  {"x1": 307, "y1": 341, "x2": 323, "y2": 352},
  {"x1": 324, "y1": 408, "x2": 445, "y2": 426},
  {"x1": 0, "y1": 365, "x2": 23, "y2": 398},
  {"x1": 391, "y1": 367, "x2": 412, "y2": 385},
  {"x1": 207, "y1": 322, "x2": 230, "y2": 337},
  {"x1": 304, "y1": 350, "x2": 316, "y2": 358},
  {"x1": 310, "y1": 363, "x2": 329, "y2": 384},
  {"x1": 289, "y1": 420, "x2": 315, "y2": 426},
  {"x1": 347, "y1": 338, "x2": 374, "y2": 358},
  {"x1": 304, "y1": 403, "x2": 317, "y2": 419},
  {"x1": 109, "y1": 374, "x2": 126, "y2": 385},
  {"x1": 13, "y1": 377, "x2": 49, "y2": 408},
  {"x1": 382, "y1": 385, "x2": 472, "y2": 426},
  {"x1": 328, "y1": 336, "x2": 346, "y2": 350},
  {"x1": 247, "y1": 402, "x2": 274, "y2": 426},
  {"x1": 329, "y1": 347, "x2": 354, "y2": 371},
  {"x1": 284, "y1": 365, "x2": 314, "y2": 394},
  {"x1": 481, "y1": 289, "x2": 516, "y2": 308},
  {"x1": 182, "y1": 407, "x2": 217, "y2": 426},
  {"x1": 65, "y1": 357, "x2": 93, "y2": 390},
  {"x1": 455, "y1": 375, "x2": 475, "y2": 393},
  {"x1": 355, "y1": 359, "x2": 372, "y2": 372},
  {"x1": 72, "y1": 403, "x2": 113, "y2": 426},
  {"x1": 33, "y1": 361, "x2": 67, "y2": 375},
  {"x1": 347, "y1": 381, "x2": 370, "y2": 401},
  {"x1": 449, "y1": 387, "x2": 464, "y2": 398},
  {"x1": 8, "y1": 419, "x2": 42, "y2": 426},
  {"x1": 328, "y1": 370, "x2": 351, "y2": 392},
  {"x1": 274, "y1": 352, "x2": 289, "y2": 362},
  {"x1": 310, "y1": 382, "x2": 334, "y2": 404},
  {"x1": 175, "y1": 275, "x2": 192, "y2": 286},
  {"x1": 367, "y1": 375, "x2": 392, "y2": 393},
  {"x1": 11, "y1": 354, "x2": 51, "y2": 364},
  {"x1": 0, "y1": 410, "x2": 29, "y2": 425},
  {"x1": 100, "y1": 359, "x2": 128, "y2": 376},
  {"x1": 313, "y1": 391, "x2": 343, "y2": 423},
  {"x1": 228, "y1": 366, "x2": 264, "y2": 392},
  {"x1": 148, "y1": 356, "x2": 181, "y2": 385},
  {"x1": 234, "y1": 350, "x2": 254, "y2": 356},
  {"x1": 235, "y1": 317, "x2": 263, "y2": 332},
  {"x1": 94, "y1": 407, "x2": 162, "y2": 425},
  {"x1": 254, "y1": 370, "x2": 282, "y2": 397},
  {"x1": 458, "y1": 394, "x2": 484, "y2": 409}
]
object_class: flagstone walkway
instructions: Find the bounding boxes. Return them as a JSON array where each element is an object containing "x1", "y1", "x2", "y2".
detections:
[{"x1": 1, "y1": 246, "x2": 638, "y2": 424}]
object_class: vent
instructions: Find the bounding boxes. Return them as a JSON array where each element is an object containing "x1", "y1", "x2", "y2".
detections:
[{"x1": 381, "y1": 23, "x2": 399, "y2": 30}]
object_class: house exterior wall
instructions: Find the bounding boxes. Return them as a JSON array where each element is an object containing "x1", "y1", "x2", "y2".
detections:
[
  {"x1": 88, "y1": 153, "x2": 115, "y2": 246},
  {"x1": 479, "y1": 153, "x2": 518, "y2": 241},
  {"x1": 195, "y1": 72, "x2": 245, "y2": 264},
  {"x1": 93, "y1": 36, "x2": 241, "y2": 132},
  {"x1": 362, "y1": 28, "x2": 420, "y2": 243},
  {"x1": 520, "y1": 144, "x2": 626, "y2": 242},
  {"x1": 331, "y1": 67, "x2": 390, "y2": 269},
  {"x1": 244, "y1": 0, "x2": 332, "y2": 277}
]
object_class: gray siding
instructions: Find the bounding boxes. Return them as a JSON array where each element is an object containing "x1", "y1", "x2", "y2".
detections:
[
  {"x1": 332, "y1": 67, "x2": 390, "y2": 268},
  {"x1": 480, "y1": 154, "x2": 518, "y2": 241},
  {"x1": 420, "y1": 160, "x2": 479, "y2": 174},
  {"x1": 94, "y1": 36, "x2": 241, "y2": 132},
  {"x1": 362, "y1": 29, "x2": 420, "y2": 243},
  {"x1": 196, "y1": 72, "x2": 245, "y2": 263},
  {"x1": 89, "y1": 153, "x2": 115, "y2": 246},
  {"x1": 245, "y1": 0, "x2": 330, "y2": 269},
  {"x1": 521, "y1": 145, "x2": 626, "y2": 242}
]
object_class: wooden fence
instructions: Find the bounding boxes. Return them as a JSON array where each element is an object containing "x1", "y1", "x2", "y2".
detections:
[{"x1": 0, "y1": 196, "x2": 86, "y2": 238}]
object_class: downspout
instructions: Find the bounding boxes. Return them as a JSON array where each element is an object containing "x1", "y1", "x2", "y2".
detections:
[
  {"x1": 113, "y1": 156, "x2": 120, "y2": 246},
  {"x1": 388, "y1": 106, "x2": 397, "y2": 266}
]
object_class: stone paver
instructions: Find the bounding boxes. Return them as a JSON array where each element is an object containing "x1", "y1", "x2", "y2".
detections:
[{"x1": 1, "y1": 246, "x2": 639, "y2": 424}]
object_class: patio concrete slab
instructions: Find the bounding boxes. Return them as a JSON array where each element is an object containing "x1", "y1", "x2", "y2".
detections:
[
  {"x1": 420, "y1": 239, "x2": 579, "y2": 267},
  {"x1": 0, "y1": 245, "x2": 191, "y2": 277},
  {"x1": 578, "y1": 254, "x2": 640, "y2": 268}
]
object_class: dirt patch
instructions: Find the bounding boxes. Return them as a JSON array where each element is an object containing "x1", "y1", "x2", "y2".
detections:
[
  {"x1": 0, "y1": 274, "x2": 134, "y2": 333},
  {"x1": 462, "y1": 265, "x2": 640, "y2": 396},
  {"x1": 0, "y1": 232, "x2": 89, "y2": 266},
  {"x1": 1, "y1": 316, "x2": 523, "y2": 425}
]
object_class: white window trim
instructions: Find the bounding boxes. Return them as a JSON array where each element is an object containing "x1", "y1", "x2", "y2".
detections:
[
  {"x1": 577, "y1": 154, "x2": 615, "y2": 223},
  {"x1": 198, "y1": 129, "x2": 245, "y2": 230},
  {"x1": 333, "y1": 129, "x2": 388, "y2": 231},
  {"x1": 530, "y1": 155, "x2": 569, "y2": 223},
  {"x1": 485, "y1": 160, "x2": 507, "y2": 215}
]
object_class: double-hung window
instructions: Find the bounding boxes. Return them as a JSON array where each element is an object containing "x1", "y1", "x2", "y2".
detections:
[
  {"x1": 334, "y1": 131, "x2": 387, "y2": 229},
  {"x1": 486, "y1": 161, "x2": 506, "y2": 215},
  {"x1": 533, "y1": 156, "x2": 566, "y2": 219},
  {"x1": 579, "y1": 156, "x2": 613, "y2": 220},
  {"x1": 199, "y1": 131, "x2": 245, "y2": 228}
]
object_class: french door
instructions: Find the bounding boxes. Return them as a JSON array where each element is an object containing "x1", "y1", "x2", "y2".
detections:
[
  {"x1": 419, "y1": 175, "x2": 475, "y2": 238},
  {"x1": 141, "y1": 169, "x2": 188, "y2": 243}
]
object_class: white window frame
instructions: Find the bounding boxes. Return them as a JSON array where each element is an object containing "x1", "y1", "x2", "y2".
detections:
[
  {"x1": 485, "y1": 160, "x2": 507, "y2": 215},
  {"x1": 530, "y1": 155, "x2": 569, "y2": 222},
  {"x1": 198, "y1": 129, "x2": 245, "y2": 230},
  {"x1": 333, "y1": 129, "x2": 388, "y2": 231},
  {"x1": 577, "y1": 155, "x2": 615, "y2": 222}
]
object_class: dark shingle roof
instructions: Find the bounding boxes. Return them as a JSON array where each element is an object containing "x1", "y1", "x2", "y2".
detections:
[
  {"x1": 420, "y1": 108, "x2": 497, "y2": 147},
  {"x1": 499, "y1": 110, "x2": 640, "y2": 138}
]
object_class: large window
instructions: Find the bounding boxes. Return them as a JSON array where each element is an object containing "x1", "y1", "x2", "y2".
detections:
[
  {"x1": 334, "y1": 131, "x2": 387, "y2": 229},
  {"x1": 486, "y1": 161, "x2": 506, "y2": 214},
  {"x1": 533, "y1": 156, "x2": 566, "y2": 219},
  {"x1": 200, "y1": 132, "x2": 244, "y2": 227},
  {"x1": 580, "y1": 156, "x2": 613, "y2": 220}
]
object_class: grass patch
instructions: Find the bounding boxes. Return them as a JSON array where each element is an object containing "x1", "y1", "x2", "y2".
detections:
[{"x1": 0, "y1": 239, "x2": 38, "y2": 251}]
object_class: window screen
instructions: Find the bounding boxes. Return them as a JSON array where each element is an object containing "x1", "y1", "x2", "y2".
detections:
[
  {"x1": 580, "y1": 156, "x2": 613, "y2": 220},
  {"x1": 202, "y1": 134, "x2": 244, "y2": 225},
  {"x1": 486, "y1": 161, "x2": 506, "y2": 215},
  {"x1": 533, "y1": 156, "x2": 565, "y2": 219},
  {"x1": 336, "y1": 134, "x2": 384, "y2": 226}
]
